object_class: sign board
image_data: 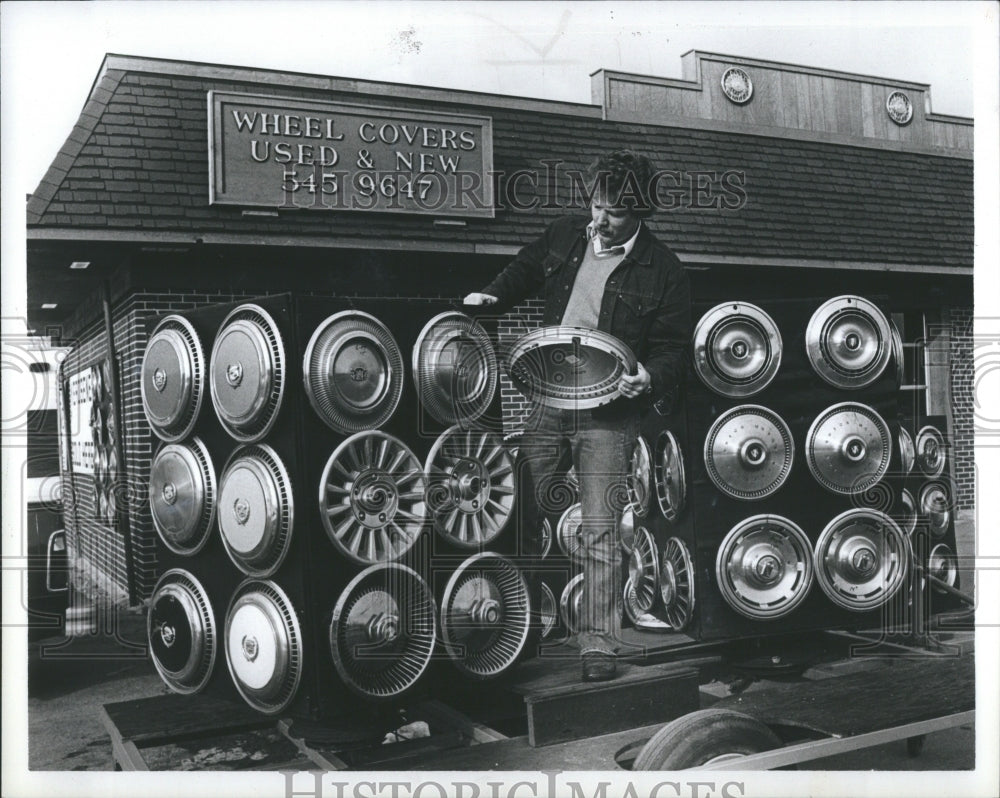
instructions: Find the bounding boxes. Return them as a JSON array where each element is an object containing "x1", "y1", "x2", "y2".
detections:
[
  {"x1": 66, "y1": 366, "x2": 100, "y2": 474},
  {"x1": 209, "y1": 91, "x2": 495, "y2": 217}
]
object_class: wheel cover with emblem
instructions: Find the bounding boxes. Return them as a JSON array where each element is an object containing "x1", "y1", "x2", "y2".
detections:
[
  {"x1": 654, "y1": 430, "x2": 686, "y2": 521},
  {"x1": 148, "y1": 569, "x2": 216, "y2": 695},
  {"x1": 329, "y1": 563, "x2": 436, "y2": 698},
  {"x1": 704, "y1": 405, "x2": 794, "y2": 500},
  {"x1": 715, "y1": 515, "x2": 814, "y2": 620},
  {"x1": 141, "y1": 315, "x2": 205, "y2": 442},
  {"x1": 915, "y1": 425, "x2": 946, "y2": 478},
  {"x1": 412, "y1": 311, "x2": 497, "y2": 425},
  {"x1": 814, "y1": 509, "x2": 910, "y2": 611},
  {"x1": 150, "y1": 438, "x2": 217, "y2": 556},
  {"x1": 303, "y1": 311, "x2": 404, "y2": 434},
  {"x1": 626, "y1": 436, "x2": 653, "y2": 518},
  {"x1": 928, "y1": 543, "x2": 958, "y2": 594},
  {"x1": 507, "y1": 326, "x2": 636, "y2": 410},
  {"x1": 806, "y1": 402, "x2": 891, "y2": 495},
  {"x1": 225, "y1": 579, "x2": 303, "y2": 714},
  {"x1": 918, "y1": 481, "x2": 952, "y2": 537},
  {"x1": 218, "y1": 444, "x2": 294, "y2": 576},
  {"x1": 424, "y1": 427, "x2": 515, "y2": 549},
  {"x1": 210, "y1": 304, "x2": 285, "y2": 442},
  {"x1": 806, "y1": 295, "x2": 892, "y2": 389},
  {"x1": 556, "y1": 502, "x2": 585, "y2": 563},
  {"x1": 319, "y1": 431, "x2": 426, "y2": 565},
  {"x1": 440, "y1": 553, "x2": 531, "y2": 679},
  {"x1": 659, "y1": 537, "x2": 695, "y2": 631},
  {"x1": 692, "y1": 302, "x2": 782, "y2": 397}
]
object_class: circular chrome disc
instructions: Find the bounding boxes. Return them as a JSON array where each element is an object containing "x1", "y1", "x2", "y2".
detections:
[
  {"x1": 814, "y1": 509, "x2": 910, "y2": 611},
  {"x1": 918, "y1": 481, "x2": 952, "y2": 537},
  {"x1": 225, "y1": 579, "x2": 303, "y2": 715},
  {"x1": 619, "y1": 507, "x2": 637, "y2": 554},
  {"x1": 412, "y1": 311, "x2": 497, "y2": 426},
  {"x1": 303, "y1": 311, "x2": 404, "y2": 434},
  {"x1": 659, "y1": 537, "x2": 695, "y2": 631},
  {"x1": 628, "y1": 527, "x2": 660, "y2": 612},
  {"x1": 537, "y1": 582, "x2": 557, "y2": 639},
  {"x1": 897, "y1": 488, "x2": 918, "y2": 536},
  {"x1": 704, "y1": 405, "x2": 794, "y2": 500},
  {"x1": 507, "y1": 326, "x2": 637, "y2": 409},
  {"x1": 559, "y1": 573, "x2": 585, "y2": 634},
  {"x1": 654, "y1": 430, "x2": 686, "y2": 522},
  {"x1": 218, "y1": 444, "x2": 294, "y2": 576},
  {"x1": 806, "y1": 295, "x2": 892, "y2": 388},
  {"x1": 329, "y1": 563, "x2": 437, "y2": 698},
  {"x1": 424, "y1": 427, "x2": 515, "y2": 549},
  {"x1": 319, "y1": 431, "x2": 426, "y2": 565},
  {"x1": 626, "y1": 436, "x2": 653, "y2": 518},
  {"x1": 928, "y1": 543, "x2": 958, "y2": 594},
  {"x1": 148, "y1": 569, "x2": 216, "y2": 695},
  {"x1": 150, "y1": 438, "x2": 216, "y2": 555},
  {"x1": 141, "y1": 315, "x2": 205, "y2": 442},
  {"x1": 210, "y1": 304, "x2": 285, "y2": 442},
  {"x1": 715, "y1": 515, "x2": 814, "y2": 619},
  {"x1": 898, "y1": 426, "x2": 915, "y2": 475},
  {"x1": 692, "y1": 302, "x2": 782, "y2": 397},
  {"x1": 890, "y1": 319, "x2": 904, "y2": 389},
  {"x1": 806, "y1": 403, "x2": 891, "y2": 495},
  {"x1": 440, "y1": 553, "x2": 531, "y2": 679},
  {"x1": 915, "y1": 425, "x2": 946, "y2": 478},
  {"x1": 539, "y1": 517, "x2": 553, "y2": 559},
  {"x1": 556, "y1": 503, "x2": 585, "y2": 563}
]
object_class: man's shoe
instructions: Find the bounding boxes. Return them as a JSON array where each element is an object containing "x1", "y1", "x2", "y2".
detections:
[{"x1": 582, "y1": 652, "x2": 617, "y2": 682}]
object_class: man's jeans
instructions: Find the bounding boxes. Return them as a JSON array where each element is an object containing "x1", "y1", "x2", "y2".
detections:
[{"x1": 518, "y1": 403, "x2": 639, "y2": 656}]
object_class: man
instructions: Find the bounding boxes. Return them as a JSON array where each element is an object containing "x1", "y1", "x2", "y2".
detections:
[{"x1": 464, "y1": 150, "x2": 691, "y2": 682}]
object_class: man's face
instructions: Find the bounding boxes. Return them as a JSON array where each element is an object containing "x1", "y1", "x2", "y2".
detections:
[{"x1": 590, "y1": 196, "x2": 639, "y2": 247}]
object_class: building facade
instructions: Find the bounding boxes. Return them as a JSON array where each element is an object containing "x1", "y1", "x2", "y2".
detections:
[{"x1": 26, "y1": 52, "x2": 973, "y2": 604}]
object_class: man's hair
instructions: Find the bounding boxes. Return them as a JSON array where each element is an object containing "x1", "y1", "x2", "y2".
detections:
[{"x1": 587, "y1": 149, "x2": 656, "y2": 218}]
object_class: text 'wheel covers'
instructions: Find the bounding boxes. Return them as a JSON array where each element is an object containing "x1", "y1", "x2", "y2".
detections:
[
  {"x1": 814, "y1": 509, "x2": 910, "y2": 611},
  {"x1": 654, "y1": 430, "x2": 686, "y2": 521},
  {"x1": 806, "y1": 402, "x2": 891, "y2": 494},
  {"x1": 148, "y1": 569, "x2": 216, "y2": 695},
  {"x1": 440, "y1": 553, "x2": 530, "y2": 679},
  {"x1": 218, "y1": 444, "x2": 294, "y2": 577},
  {"x1": 692, "y1": 302, "x2": 782, "y2": 397},
  {"x1": 303, "y1": 311, "x2": 404, "y2": 434},
  {"x1": 507, "y1": 326, "x2": 636, "y2": 409},
  {"x1": 141, "y1": 314, "x2": 205, "y2": 442},
  {"x1": 149, "y1": 437, "x2": 216, "y2": 556},
  {"x1": 660, "y1": 538, "x2": 695, "y2": 631},
  {"x1": 424, "y1": 427, "x2": 515, "y2": 549},
  {"x1": 806, "y1": 295, "x2": 891, "y2": 389},
  {"x1": 210, "y1": 304, "x2": 285, "y2": 442},
  {"x1": 413, "y1": 311, "x2": 497, "y2": 425},
  {"x1": 225, "y1": 579, "x2": 303, "y2": 715},
  {"x1": 329, "y1": 563, "x2": 437, "y2": 698},
  {"x1": 320, "y1": 432, "x2": 427, "y2": 565},
  {"x1": 715, "y1": 515, "x2": 814, "y2": 620},
  {"x1": 704, "y1": 405, "x2": 794, "y2": 500}
]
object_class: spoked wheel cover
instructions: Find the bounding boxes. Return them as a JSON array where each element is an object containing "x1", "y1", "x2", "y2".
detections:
[{"x1": 319, "y1": 431, "x2": 427, "y2": 564}]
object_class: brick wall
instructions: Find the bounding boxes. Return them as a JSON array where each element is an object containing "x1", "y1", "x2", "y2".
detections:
[
  {"x1": 497, "y1": 299, "x2": 545, "y2": 434},
  {"x1": 948, "y1": 305, "x2": 974, "y2": 511}
]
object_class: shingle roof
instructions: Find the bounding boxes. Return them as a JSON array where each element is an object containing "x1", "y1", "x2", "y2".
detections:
[{"x1": 27, "y1": 57, "x2": 972, "y2": 270}]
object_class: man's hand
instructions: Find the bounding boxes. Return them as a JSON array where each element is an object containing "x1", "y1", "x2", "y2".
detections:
[
  {"x1": 618, "y1": 362, "x2": 652, "y2": 399},
  {"x1": 463, "y1": 293, "x2": 498, "y2": 306}
]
